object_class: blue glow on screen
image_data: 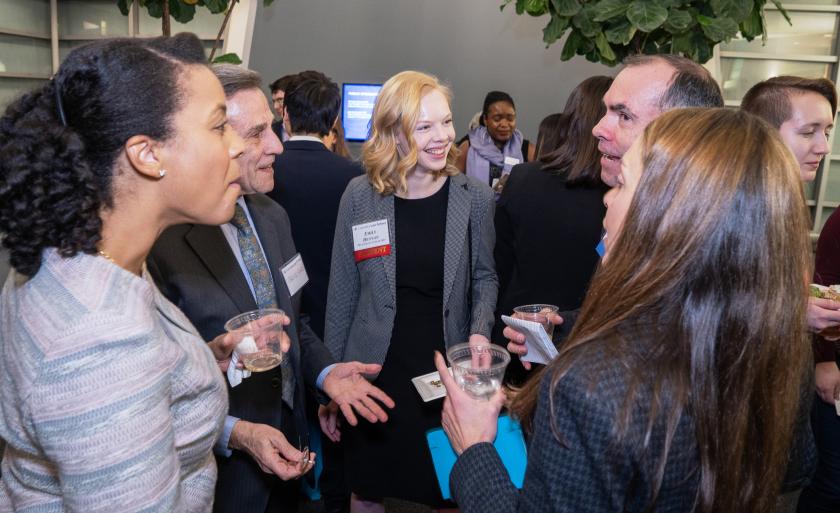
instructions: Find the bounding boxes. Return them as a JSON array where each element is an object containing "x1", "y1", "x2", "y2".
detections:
[{"x1": 342, "y1": 83, "x2": 382, "y2": 141}]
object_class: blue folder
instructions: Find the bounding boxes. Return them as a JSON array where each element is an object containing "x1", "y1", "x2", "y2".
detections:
[{"x1": 425, "y1": 414, "x2": 527, "y2": 500}]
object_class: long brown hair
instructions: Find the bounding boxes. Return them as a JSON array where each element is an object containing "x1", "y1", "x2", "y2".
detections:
[
  {"x1": 539, "y1": 75, "x2": 612, "y2": 185},
  {"x1": 512, "y1": 108, "x2": 811, "y2": 513}
]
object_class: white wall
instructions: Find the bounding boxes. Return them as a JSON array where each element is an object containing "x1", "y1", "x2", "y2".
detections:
[{"x1": 248, "y1": 0, "x2": 615, "y2": 141}]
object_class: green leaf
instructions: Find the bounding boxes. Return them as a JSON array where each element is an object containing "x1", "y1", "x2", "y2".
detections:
[
  {"x1": 697, "y1": 14, "x2": 739, "y2": 41},
  {"x1": 169, "y1": 1, "x2": 197, "y2": 24},
  {"x1": 604, "y1": 19, "x2": 637, "y2": 44},
  {"x1": 212, "y1": 52, "x2": 242, "y2": 64},
  {"x1": 543, "y1": 14, "x2": 570, "y2": 45},
  {"x1": 203, "y1": 0, "x2": 229, "y2": 14},
  {"x1": 561, "y1": 29, "x2": 583, "y2": 60},
  {"x1": 524, "y1": 0, "x2": 549, "y2": 15},
  {"x1": 500, "y1": 0, "x2": 514, "y2": 11},
  {"x1": 572, "y1": 5, "x2": 601, "y2": 37},
  {"x1": 670, "y1": 31, "x2": 693, "y2": 55},
  {"x1": 595, "y1": 31, "x2": 618, "y2": 61},
  {"x1": 145, "y1": 0, "x2": 164, "y2": 18},
  {"x1": 117, "y1": 0, "x2": 131, "y2": 15},
  {"x1": 738, "y1": 7, "x2": 763, "y2": 40},
  {"x1": 663, "y1": 8, "x2": 693, "y2": 33},
  {"x1": 691, "y1": 30, "x2": 714, "y2": 62},
  {"x1": 592, "y1": 0, "x2": 629, "y2": 22},
  {"x1": 551, "y1": 0, "x2": 581, "y2": 17},
  {"x1": 515, "y1": 0, "x2": 526, "y2": 14},
  {"x1": 263, "y1": 0, "x2": 275, "y2": 6},
  {"x1": 626, "y1": 1, "x2": 669, "y2": 32},
  {"x1": 710, "y1": 0, "x2": 752, "y2": 22}
]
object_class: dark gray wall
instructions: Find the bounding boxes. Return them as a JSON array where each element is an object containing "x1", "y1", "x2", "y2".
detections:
[{"x1": 248, "y1": 0, "x2": 614, "y2": 143}]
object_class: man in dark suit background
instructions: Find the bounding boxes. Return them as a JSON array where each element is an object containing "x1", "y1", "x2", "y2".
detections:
[
  {"x1": 148, "y1": 64, "x2": 393, "y2": 513},
  {"x1": 268, "y1": 72, "x2": 363, "y2": 340},
  {"x1": 269, "y1": 74, "x2": 295, "y2": 143},
  {"x1": 267, "y1": 71, "x2": 363, "y2": 513}
]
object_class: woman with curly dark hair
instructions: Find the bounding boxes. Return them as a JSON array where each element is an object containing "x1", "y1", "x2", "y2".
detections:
[{"x1": 0, "y1": 34, "x2": 247, "y2": 511}]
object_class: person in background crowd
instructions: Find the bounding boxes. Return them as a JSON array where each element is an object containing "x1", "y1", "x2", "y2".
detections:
[
  {"x1": 322, "y1": 70, "x2": 497, "y2": 512},
  {"x1": 455, "y1": 91, "x2": 535, "y2": 195},
  {"x1": 505, "y1": 53, "x2": 724, "y2": 366},
  {"x1": 492, "y1": 76, "x2": 611, "y2": 385},
  {"x1": 741, "y1": 76, "x2": 840, "y2": 513},
  {"x1": 437, "y1": 108, "x2": 816, "y2": 513},
  {"x1": 0, "y1": 33, "x2": 244, "y2": 511},
  {"x1": 270, "y1": 73, "x2": 297, "y2": 141},
  {"x1": 532, "y1": 112, "x2": 567, "y2": 159},
  {"x1": 325, "y1": 117, "x2": 353, "y2": 159},
  {"x1": 148, "y1": 64, "x2": 391, "y2": 513}
]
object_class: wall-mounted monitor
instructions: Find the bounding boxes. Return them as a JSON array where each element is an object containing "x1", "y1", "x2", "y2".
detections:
[{"x1": 342, "y1": 83, "x2": 382, "y2": 142}]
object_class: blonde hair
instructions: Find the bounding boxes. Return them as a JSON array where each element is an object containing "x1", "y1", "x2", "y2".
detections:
[{"x1": 362, "y1": 70, "x2": 459, "y2": 195}]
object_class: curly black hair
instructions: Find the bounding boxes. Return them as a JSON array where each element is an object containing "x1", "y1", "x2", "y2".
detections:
[{"x1": 0, "y1": 33, "x2": 207, "y2": 277}]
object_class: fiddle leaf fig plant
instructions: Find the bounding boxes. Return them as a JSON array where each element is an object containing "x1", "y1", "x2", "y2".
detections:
[
  {"x1": 502, "y1": 0, "x2": 788, "y2": 65},
  {"x1": 116, "y1": 0, "x2": 275, "y2": 61}
]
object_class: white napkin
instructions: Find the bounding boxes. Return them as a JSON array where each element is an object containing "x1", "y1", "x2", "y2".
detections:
[
  {"x1": 501, "y1": 315, "x2": 558, "y2": 365},
  {"x1": 227, "y1": 335, "x2": 257, "y2": 387}
]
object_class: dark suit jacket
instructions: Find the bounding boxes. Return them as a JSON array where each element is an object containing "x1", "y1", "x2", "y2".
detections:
[
  {"x1": 268, "y1": 139, "x2": 363, "y2": 339},
  {"x1": 147, "y1": 193, "x2": 334, "y2": 513}
]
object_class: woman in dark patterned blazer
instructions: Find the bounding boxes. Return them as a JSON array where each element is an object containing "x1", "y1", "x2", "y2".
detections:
[
  {"x1": 435, "y1": 108, "x2": 816, "y2": 513},
  {"x1": 322, "y1": 71, "x2": 497, "y2": 512}
]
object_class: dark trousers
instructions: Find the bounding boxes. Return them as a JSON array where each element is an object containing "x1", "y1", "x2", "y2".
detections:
[{"x1": 797, "y1": 395, "x2": 840, "y2": 513}]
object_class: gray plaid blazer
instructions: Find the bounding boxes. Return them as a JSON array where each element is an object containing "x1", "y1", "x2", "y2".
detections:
[{"x1": 324, "y1": 173, "x2": 498, "y2": 366}]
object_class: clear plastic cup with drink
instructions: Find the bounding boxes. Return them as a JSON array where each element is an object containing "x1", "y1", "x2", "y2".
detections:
[
  {"x1": 224, "y1": 308, "x2": 286, "y2": 372},
  {"x1": 445, "y1": 343, "x2": 510, "y2": 400},
  {"x1": 513, "y1": 304, "x2": 560, "y2": 339}
]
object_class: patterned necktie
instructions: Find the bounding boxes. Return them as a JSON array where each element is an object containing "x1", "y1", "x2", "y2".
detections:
[{"x1": 230, "y1": 203, "x2": 295, "y2": 408}]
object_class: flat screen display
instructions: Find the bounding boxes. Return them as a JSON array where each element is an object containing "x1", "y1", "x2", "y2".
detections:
[{"x1": 342, "y1": 83, "x2": 382, "y2": 142}]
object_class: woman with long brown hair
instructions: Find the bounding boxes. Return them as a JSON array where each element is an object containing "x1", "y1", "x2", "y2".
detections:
[{"x1": 435, "y1": 108, "x2": 815, "y2": 513}]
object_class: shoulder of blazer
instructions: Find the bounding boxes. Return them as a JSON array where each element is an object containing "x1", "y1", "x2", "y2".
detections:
[
  {"x1": 245, "y1": 193, "x2": 291, "y2": 225},
  {"x1": 456, "y1": 172, "x2": 494, "y2": 204}
]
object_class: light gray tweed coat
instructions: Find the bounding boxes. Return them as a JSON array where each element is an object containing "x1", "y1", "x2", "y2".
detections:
[{"x1": 324, "y1": 173, "x2": 498, "y2": 366}]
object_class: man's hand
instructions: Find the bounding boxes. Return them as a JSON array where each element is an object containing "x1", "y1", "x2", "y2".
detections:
[
  {"x1": 208, "y1": 314, "x2": 292, "y2": 372},
  {"x1": 228, "y1": 420, "x2": 315, "y2": 480},
  {"x1": 807, "y1": 297, "x2": 840, "y2": 334},
  {"x1": 318, "y1": 401, "x2": 341, "y2": 442},
  {"x1": 504, "y1": 312, "x2": 564, "y2": 370},
  {"x1": 815, "y1": 361, "x2": 840, "y2": 405},
  {"x1": 322, "y1": 362, "x2": 395, "y2": 426}
]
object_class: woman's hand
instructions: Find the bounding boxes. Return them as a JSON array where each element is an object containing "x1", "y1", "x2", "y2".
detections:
[
  {"x1": 434, "y1": 351, "x2": 504, "y2": 455},
  {"x1": 505, "y1": 312, "x2": 564, "y2": 370}
]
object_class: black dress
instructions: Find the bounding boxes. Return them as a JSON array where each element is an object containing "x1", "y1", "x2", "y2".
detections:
[{"x1": 344, "y1": 179, "x2": 454, "y2": 507}]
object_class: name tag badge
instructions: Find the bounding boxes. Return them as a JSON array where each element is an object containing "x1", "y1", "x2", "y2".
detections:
[
  {"x1": 280, "y1": 253, "x2": 309, "y2": 297},
  {"x1": 504, "y1": 156, "x2": 520, "y2": 167},
  {"x1": 352, "y1": 219, "x2": 391, "y2": 262}
]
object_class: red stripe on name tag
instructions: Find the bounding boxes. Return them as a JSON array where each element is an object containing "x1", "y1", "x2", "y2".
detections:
[{"x1": 354, "y1": 245, "x2": 391, "y2": 262}]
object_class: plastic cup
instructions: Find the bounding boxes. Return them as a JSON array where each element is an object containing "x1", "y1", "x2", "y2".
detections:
[
  {"x1": 224, "y1": 308, "x2": 285, "y2": 372},
  {"x1": 445, "y1": 343, "x2": 510, "y2": 400},
  {"x1": 513, "y1": 304, "x2": 560, "y2": 339}
]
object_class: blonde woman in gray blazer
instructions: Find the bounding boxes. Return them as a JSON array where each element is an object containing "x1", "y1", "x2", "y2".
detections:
[{"x1": 320, "y1": 71, "x2": 498, "y2": 512}]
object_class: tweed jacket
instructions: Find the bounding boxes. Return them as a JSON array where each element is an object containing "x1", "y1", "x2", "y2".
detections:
[
  {"x1": 451, "y1": 330, "x2": 816, "y2": 513},
  {"x1": 324, "y1": 173, "x2": 498, "y2": 366}
]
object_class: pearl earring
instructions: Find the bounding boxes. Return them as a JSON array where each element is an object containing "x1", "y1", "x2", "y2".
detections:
[{"x1": 159, "y1": 169, "x2": 166, "y2": 178}]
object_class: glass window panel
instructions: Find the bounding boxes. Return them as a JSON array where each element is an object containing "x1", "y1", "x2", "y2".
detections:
[
  {"x1": 0, "y1": 78, "x2": 47, "y2": 111},
  {"x1": 0, "y1": 0, "x2": 50, "y2": 35},
  {"x1": 0, "y1": 34, "x2": 52, "y2": 76},
  {"x1": 59, "y1": 40, "x2": 92, "y2": 63},
  {"x1": 824, "y1": 160, "x2": 840, "y2": 202},
  {"x1": 721, "y1": 11, "x2": 837, "y2": 55},
  {"x1": 805, "y1": 176, "x2": 817, "y2": 201},
  {"x1": 720, "y1": 58, "x2": 831, "y2": 102},
  {"x1": 58, "y1": 0, "x2": 129, "y2": 38},
  {"x1": 139, "y1": 8, "x2": 226, "y2": 38}
]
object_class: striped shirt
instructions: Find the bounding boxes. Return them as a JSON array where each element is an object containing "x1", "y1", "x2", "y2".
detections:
[{"x1": 0, "y1": 249, "x2": 228, "y2": 512}]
